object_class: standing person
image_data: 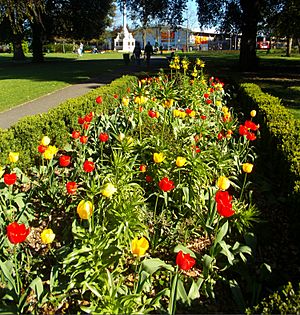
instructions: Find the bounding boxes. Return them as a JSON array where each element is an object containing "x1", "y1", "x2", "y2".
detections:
[
  {"x1": 133, "y1": 42, "x2": 142, "y2": 64},
  {"x1": 77, "y1": 42, "x2": 83, "y2": 56},
  {"x1": 144, "y1": 41, "x2": 153, "y2": 66}
]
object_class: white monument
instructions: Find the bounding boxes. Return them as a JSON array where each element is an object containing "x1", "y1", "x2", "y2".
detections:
[{"x1": 114, "y1": 0, "x2": 135, "y2": 52}]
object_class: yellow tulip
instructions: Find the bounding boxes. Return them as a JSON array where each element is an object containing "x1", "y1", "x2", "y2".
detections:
[
  {"x1": 215, "y1": 100, "x2": 222, "y2": 107},
  {"x1": 188, "y1": 110, "x2": 196, "y2": 118},
  {"x1": 153, "y1": 152, "x2": 165, "y2": 164},
  {"x1": 41, "y1": 228, "x2": 55, "y2": 244},
  {"x1": 8, "y1": 152, "x2": 19, "y2": 163},
  {"x1": 242, "y1": 163, "x2": 254, "y2": 173},
  {"x1": 216, "y1": 176, "x2": 230, "y2": 191},
  {"x1": 118, "y1": 133, "x2": 125, "y2": 142},
  {"x1": 176, "y1": 156, "x2": 186, "y2": 167},
  {"x1": 122, "y1": 96, "x2": 130, "y2": 106},
  {"x1": 250, "y1": 110, "x2": 256, "y2": 117},
  {"x1": 131, "y1": 236, "x2": 149, "y2": 257},
  {"x1": 40, "y1": 136, "x2": 51, "y2": 146},
  {"x1": 164, "y1": 99, "x2": 174, "y2": 108},
  {"x1": 101, "y1": 183, "x2": 117, "y2": 198},
  {"x1": 77, "y1": 200, "x2": 93, "y2": 219},
  {"x1": 43, "y1": 145, "x2": 58, "y2": 160},
  {"x1": 221, "y1": 106, "x2": 229, "y2": 114}
]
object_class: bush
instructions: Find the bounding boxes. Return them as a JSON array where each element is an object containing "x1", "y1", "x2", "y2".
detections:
[
  {"x1": 0, "y1": 75, "x2": 137, "y2": 170},
  {"x1": 44, "y1": 43, "x2": 75, "y2": 53}
]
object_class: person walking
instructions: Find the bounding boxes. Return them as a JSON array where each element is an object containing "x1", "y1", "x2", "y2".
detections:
[
  {"x1": 133, "y1": 42, "x2": 142, "y2": 64},
  {"x1": 144, "y1": 41, "x2": 153, "y2": 66}
]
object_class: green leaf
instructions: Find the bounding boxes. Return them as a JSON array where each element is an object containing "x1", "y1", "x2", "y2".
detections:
[
  {"x1": 229, "y1": 279, "x2": 245, "y2": 312},
  {"x1": 141, "y1": 258, "x2": 174, "y2": 274},
  {"x1": 0, "y1": 260, "x2": 17, "y2": 293},
  {"x1": 219, "y1": 240, "x2": 234, "y2": 265},
  {"x1": 177, "y1": 278, "x2": 188, "y2": 304},
  {"x1": 188, "y1": 279, "x2": 201, "y2": 301},
  {"x1": 214, "y1": 221, "x2": 228, "y2": 245},
  {"x1": 29, "y1": 277, "x2": 44, "y2": 301},
  {"x1": 173, "y1": 244, "x2": 196, "y2": 258},
  {"x1": 202, "y1": 254, "x2": 214, "y2": 269}
]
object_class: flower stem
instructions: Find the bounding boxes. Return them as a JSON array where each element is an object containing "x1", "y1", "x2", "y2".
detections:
[{"x1": 240, "y1": 173, "x2": 248, "y2": 201}]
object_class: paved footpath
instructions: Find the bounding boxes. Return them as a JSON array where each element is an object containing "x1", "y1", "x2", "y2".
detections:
[{"x1": 0, "y1": 56, "x2": 168, "y2": 130}]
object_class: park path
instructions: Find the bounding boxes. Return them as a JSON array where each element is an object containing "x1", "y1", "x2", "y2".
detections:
[{"x1": 0, "y1": 56, "x2": 168, "y2": 130}]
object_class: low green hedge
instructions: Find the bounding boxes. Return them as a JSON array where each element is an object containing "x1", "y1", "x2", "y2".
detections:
[
  {"x1": 238, "y1": 83, "x2": 300, "y2": 209},
  {"x1": 0, "y1": 75, "x2": 137, "y2": 170}
]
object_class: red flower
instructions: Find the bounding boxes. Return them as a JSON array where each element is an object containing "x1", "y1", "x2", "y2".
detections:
[
  {"x1": 246, "y1": 132, "x2": 256, "y2": 141},
  {"x1": 203, "y1": 93, "x2": 209, "y2": 99},
  {"x1": 83, "y1": 160, "x2": 95, "y2": 173},
  {"x1": 80, "y1": 136, "x2": 88, "y2": 144},
  {"x1": 217, "y1": 131, "x2": 225, "y2": 140},
  {"x1": 148, "y1": 109, "x2": 156, "y2": 118},
  {"x1": 239, "y1": 124, "x2": 248, "y2": 136},
  {"x1": 83, "y1": 122, "x2": 90, "y2": 130},
  {"x1": 205, "y1": 99, "x2": 212, "y2": 105},
  {"x1": 4, "y1": 173, "x2": 17, "y2": 185},
  {"x1": 145, "y1": 175, "x2": 153, "y2": 183},
  {"x1": 215, "y1": 190, "x2": 235, "y2": 217},
  {"x1": 78, "y1": 117, "x2": 85, "y2": 124},
  {"x1": 99, "y1": 132, "x2": 109, "y2": 142},
  {"x1": 139, "y1": 106, "x2": 143, "y2": 112},
  {"x1": 59, "y1": 155, "x2": 71, "y2": 167},
  {"x1": 158, "y1": 177, "x2": 175, "y2": 192},
  {"x1": 6, "y1": 222, "x2": 30, "y2": 244},
  {"x1": 200, "y1": 115, "x2": 207, "y2": 120},
  {"x1": 96, "y1": 96, "x2": 103, "y2": 104},
  {"x1": 139, "y1": 164, "x2": 147, "y2": 172},
  {"x1": 113, "y1": 94, "x2": 118, "y2": 99},
  {"x1": 245, "y1": 120, "x2": 259, "y2": 131},
  {"x1": 72, "y1": 130, "x2": 80, "y2": 139},
  {"x1": 84, "y1": 112, "x2": 94, "y2": 123},
  {"x1": 66, "y1": 181, "x2": 77, "y2": 195},
  {"x1": 176, "y1": 250, "x2": 196, "y2": 270},
  {"x1": 192, "y1": 145, "x2": 201, "y2": 153},
  {"x1": 38, "y1": 145, "x2": 47, "y2": 153},
  {"x1": 126, "y1": 87, "x2": 131, "y2": 93},
  {"x1": 185, "y1": 108, "x2": 193, "y2": 114}
]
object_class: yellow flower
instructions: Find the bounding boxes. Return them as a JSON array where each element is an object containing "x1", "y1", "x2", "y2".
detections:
[
  {"x1": 0, "y1": 166, "x2": 4, "y2": 178},
  {"x1": 77, "y1": 200, "x2": 93, "y2": 219},
  {"x1": 122, "y1": 96, "x2": 130, "y2": 106},
  {"x1": 134, "y1": 95, "x2": 148, "y2": 105},
  {"x1": 176, "y1": 156, "x2": 186, "y2": 167},
  {"x1": 164, "y1": 99, "x2": 174, "y2": 108},
  {"x1": 41, "y1": 228, "x2": 55, "y2": 244},
  {"x1": 43, "y1": 145, "x2": 58, "y2": 160},
  {"x1": 8, "y1": 152, "x2": 19, "y2": 163},
  {"x1": 153, "y1": 152, "x2": 165, "y2": 164},
  {"x1": 188, "y1": 110, "x2": 196, "y2": 118},
  {"x1": 40, "y1": 136, "x2": 51, "y2": 146},
  {"x1": 196, "y1": 58, "x2": 205, "y2": 67},
  {"x1": 131, "y1": 236, "x2": 149, "y2": 257},
  {"x1": 215, "y1": 100, "x2": 222, "y2": 107},
  {"x1": 216, "y1": 176, "x2": 230, "y2": 191},
  {"x1": 242, "y1": 163, "x2": 254, "y2": 173},
  {"x1": 221, "y1": 106, "x2": 229, "y2": 114},
  {"x1": 101, "y1": 183, "x2": 117, "y2": 198},
  {"x1": 179, "y1": 111, "x2": 187, "y2": 118},
  {"x1": 118, "y1": 133, "x2": 125, "y2": 142},
  {"x1": 173, "y1": 109, "x2": 180, "y2": 117},
  {"x1": 250, "y1": 110, "x2": 256, "y2": 117}
]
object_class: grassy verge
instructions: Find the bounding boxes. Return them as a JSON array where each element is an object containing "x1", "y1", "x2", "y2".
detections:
[{"x1": 0, "y1": 52, "x2": 124, "y2": 112}]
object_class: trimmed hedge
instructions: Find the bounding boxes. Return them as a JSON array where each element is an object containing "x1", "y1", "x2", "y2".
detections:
[
  {"x1": 238, "y1": 83, "x2": 300, "y2": 209},
  {"x1": 0, "y1": 75, "x2": 137, "y2": 170}
]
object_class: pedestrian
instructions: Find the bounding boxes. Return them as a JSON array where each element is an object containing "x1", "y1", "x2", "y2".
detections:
[
  {"x1": 144, "y1": 41, "x2": 153, "y2": 66},
  {"x1": 133, "y1": 42, "x2": 142, "y2": 64},
  {"x1": 77, "y1": 42, "x2": 83, "y2": 56}
]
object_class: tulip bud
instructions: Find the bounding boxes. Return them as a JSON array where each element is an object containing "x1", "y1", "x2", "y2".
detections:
[
  {"x1": 77, "y1": 200, "x2": 93, "y2": 220},
  {"x1": 216, "y1": 176, "x2": 230, "y2": 191},
  {"x1": 242, "y1": 163, "x2": 254, "y2": 173}
]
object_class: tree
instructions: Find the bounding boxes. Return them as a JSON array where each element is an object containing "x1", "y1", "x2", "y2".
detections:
[
  {"x1": 267, "y1": 0, "x2": 300, "y2": 56},
  {"x1": 194, "y1": 0, "x2": 294, "y2": 70}
]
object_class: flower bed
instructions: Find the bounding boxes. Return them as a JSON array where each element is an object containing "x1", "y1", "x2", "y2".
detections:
[{"x1": 0, "y1": 58, "x2": 261, "y2": 314}]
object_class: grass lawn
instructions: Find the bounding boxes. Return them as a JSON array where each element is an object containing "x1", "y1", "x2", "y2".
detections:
[
  {"x1": 0, "y1": 52, "x2": 124, "y2": 112},
  {"x1": 1, "y1": 50, "x2": 299, "y2": 119}
]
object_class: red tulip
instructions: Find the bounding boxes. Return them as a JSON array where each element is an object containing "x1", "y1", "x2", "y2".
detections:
[
  {"x1": 84, "y1": 112, "x2": 94, "y2": 123},
  {"x1": 203, "y1": 93, "x2": 209, "y2": 98},
  {"x1": 245, "y1": 120, "x2": 259, "y2": 131},
  {"x1": 59, "y1": 155, "x2": 71, "y2": 167},
  {"x1": 80, "y1": 136, "x2": 88, "y2": 144},
  {"x1": 139, "y1": 164, "x2": 147, "y2": 172},
  {"x1": 185, "y1": 108, "x2": 193, "y2": 114},
  {"x1": 158, "y1": 177, "x2": 175, "y2": 192},
  {"x1": 246, "y1": 132, "x2": 256, "y2": 141},
  {"x1": 239, "y1": 125, "x2": 248, "y2": 136},
  {"x1": 113, "y1": 94, "x2": 118, "y2": 99},
  {"x1": 83, "y1": 160, "x2": 95, "y2": 173},
  {"x1": 4, "y1": 173, "x2": 17, "y2": 185},
  {"x1": 215, "y1": 190, "x2": 235, "y2": 217},
  {"x1": 176, "y1": 250, "x2": 196, "y2": 271},
  {"x1": 66, "y1": 181, "x2": 77, "y2": 194},
  {"x1": 99, "y1": 132, "x2": 109, "y2": 142},
  {"x1": 38, "y1": 145, "x2": 47, "y2": 153},
  {"x1": 83, "y1": 123, "x2": 90, "y2": 130},
  {"x1": 96, "y1": 96, "x2": 103, "y2": 104},
  {"x1": 78, "y1": 117, "x2": 85, "y2": 124},
  {"x1": 72, "y1": 130, "x2": 80, "y2": 139},
  {"x1": 205, "y1": 99, "x2": 212, "y2": 105},
  {"x1": 145, "y1": 175, "x2": 153, "y2": 183},
  {"x1": 148, "y1": 109, "x2": 156, "y2": 118},
  {"x1": 6, "y1": 222, "x2": 30, "y2": 244},
  {"x1": 200, "y1": 115, "x2": 207, "y2": 120}
]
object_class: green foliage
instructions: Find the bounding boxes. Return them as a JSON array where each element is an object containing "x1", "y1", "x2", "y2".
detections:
[
  {"x1": 43, "y1": 43, "x2": 74, "y2": 53},
  {"x1": 246, "y1": 282, "x2": 300, "y2": 315},
  {"x1": 239, "y1": 83, "x2": 300, "y2": 206}
]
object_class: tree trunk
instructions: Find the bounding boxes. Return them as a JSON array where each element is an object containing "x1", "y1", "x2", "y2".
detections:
[
  {"x1": 286, "y1": 36, "x2": 293, "y2": 57},
  {"x1": 239, "y1": 0, "x2": 261, "y2": 71},
  {"x1": 12, "y1": 34, "x2": 26, "y2": 61},
  {"x1": 31, "y1": 21, "x2": 44, "y2": 62}
]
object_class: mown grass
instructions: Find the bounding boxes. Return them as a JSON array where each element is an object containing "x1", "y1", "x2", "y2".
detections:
[{"x1": 0, "y1": 52, "x2": 124, "y2": 112}]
